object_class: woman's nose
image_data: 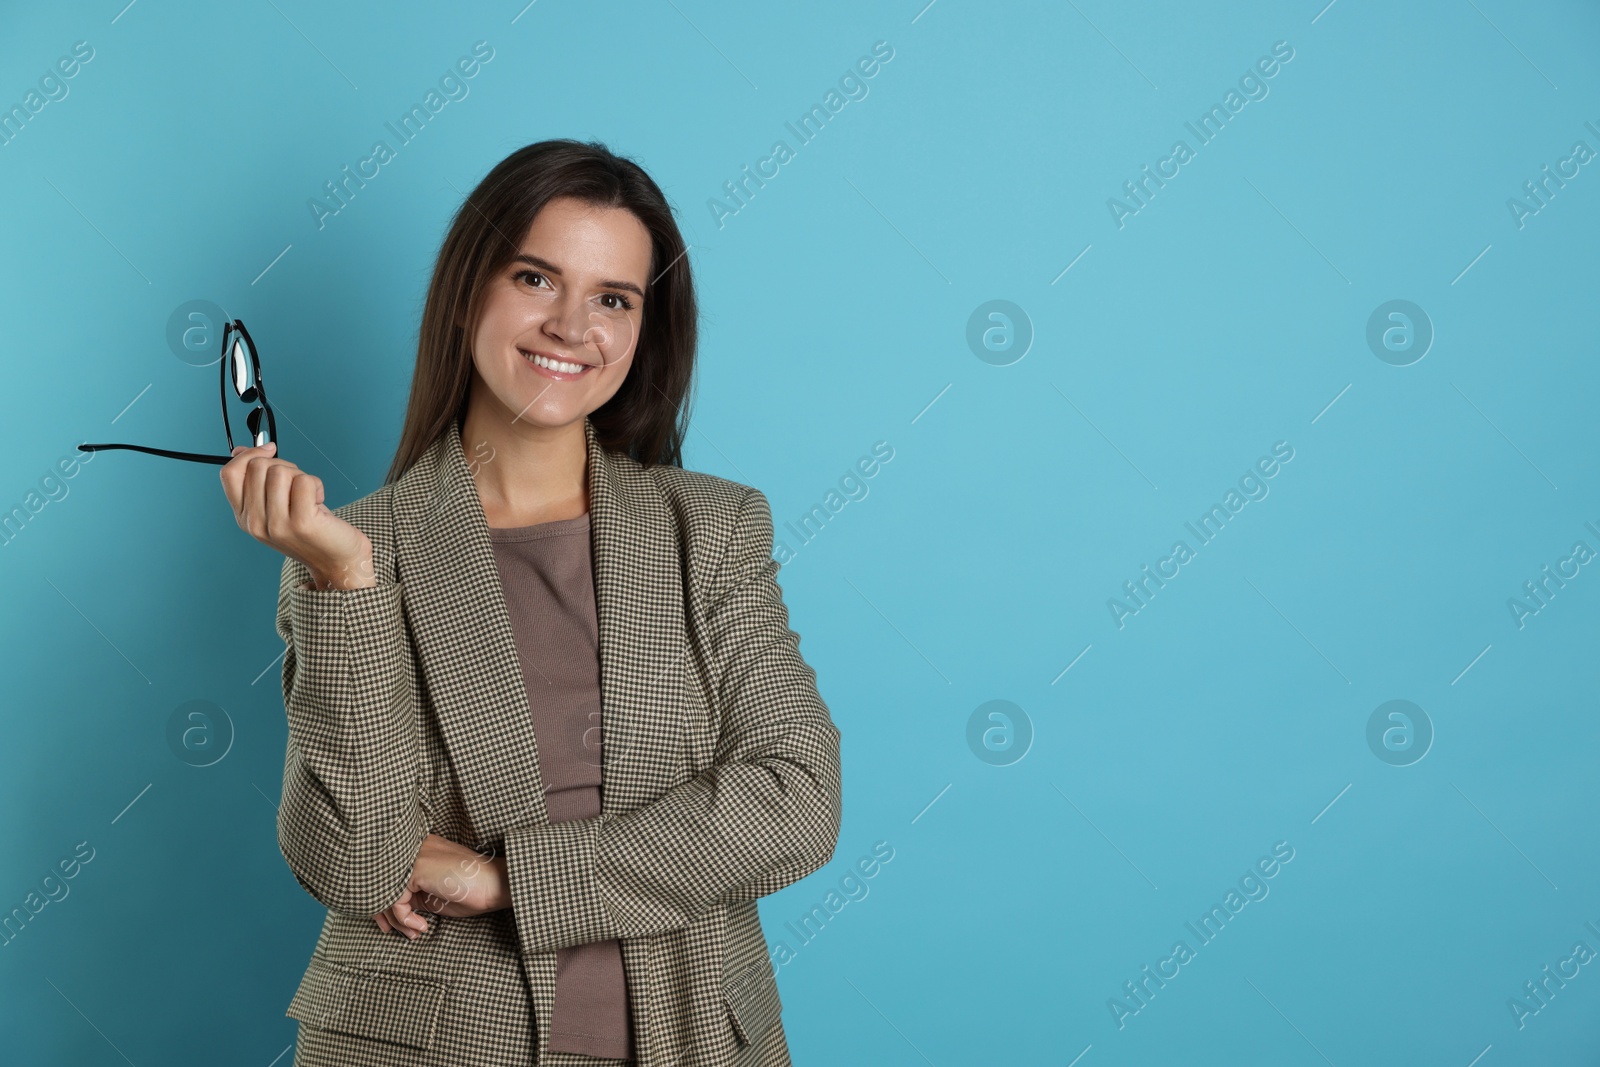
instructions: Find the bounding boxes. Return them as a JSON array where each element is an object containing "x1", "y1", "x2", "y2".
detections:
[{"x1": 543, "y1": 296, "x2": 589, "y2": 346}]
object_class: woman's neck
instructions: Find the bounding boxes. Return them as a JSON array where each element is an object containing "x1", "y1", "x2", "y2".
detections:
[{"x1": 460, "y1": 401, "x2": 590, "y2": 528}]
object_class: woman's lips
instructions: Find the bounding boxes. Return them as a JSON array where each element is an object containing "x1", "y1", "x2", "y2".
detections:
[{"x1": 519, "y1": 348, "x2": 594, "y2": 381}]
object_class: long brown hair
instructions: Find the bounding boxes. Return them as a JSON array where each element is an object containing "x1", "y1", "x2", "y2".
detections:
[{"x1": 384, "y1": 139, "x2": 697, "y2": 485}]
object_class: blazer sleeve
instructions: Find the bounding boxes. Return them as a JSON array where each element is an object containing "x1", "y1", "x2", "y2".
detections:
[
  {"x1": 274, "y1": 536, "x2": 429, "y2": 918},
  {"x1": 500, "y1": 486, "x2": 842, "y2": 954}
]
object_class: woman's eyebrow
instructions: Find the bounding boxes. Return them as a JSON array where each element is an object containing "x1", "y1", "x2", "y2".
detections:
[{"x1": 510, "y1": 253, "x2": 645, "y2": 299}]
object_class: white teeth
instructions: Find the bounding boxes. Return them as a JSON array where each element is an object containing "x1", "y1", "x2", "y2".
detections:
[{"x1": 525, "y1": 351, "x2": 587, "y2": 375}]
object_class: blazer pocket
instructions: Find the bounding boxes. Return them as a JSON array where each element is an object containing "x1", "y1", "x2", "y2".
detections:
[
  {"x1": 286, "y1": 956, "x2": 448, "y2": 1051},
  {"x1": 722, "y1": 959, "x2": 782, "y2": 1047}
]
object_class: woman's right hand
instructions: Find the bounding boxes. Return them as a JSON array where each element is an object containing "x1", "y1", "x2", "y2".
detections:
[{"x1": 220, "y1": 442, "x2": 376, "y2": 590}]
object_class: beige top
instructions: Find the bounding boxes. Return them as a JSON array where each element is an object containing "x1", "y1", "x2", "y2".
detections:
[{"x1": 488, "y1": 513, "x2": 633, "y2": 1060}]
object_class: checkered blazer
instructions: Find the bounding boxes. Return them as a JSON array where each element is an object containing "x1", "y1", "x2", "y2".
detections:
[{"x1": 274, "y1": 413, "x2": 842, "y2": 1066}]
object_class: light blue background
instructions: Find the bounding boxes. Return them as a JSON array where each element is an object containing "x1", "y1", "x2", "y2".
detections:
[{"x1": 2, "y1": 1, "x2": 1597, "y2": 1064}]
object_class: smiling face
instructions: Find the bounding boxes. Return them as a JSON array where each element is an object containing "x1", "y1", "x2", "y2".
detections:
[{"x1": 467, "y1": 195, "x2": 653, "y2": 431}]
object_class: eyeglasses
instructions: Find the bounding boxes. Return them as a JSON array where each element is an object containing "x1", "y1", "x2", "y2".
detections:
[{"x1": 79, "y1": 319, "x2": 277, "y2": 465}]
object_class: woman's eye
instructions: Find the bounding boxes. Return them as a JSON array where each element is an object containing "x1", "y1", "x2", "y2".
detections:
[
  {"x1": 513, "y1": 269, "x2": 547, "y2": 288},
  {"x1": 600, "y1": 293, "x2": 635, "y2": 312}
]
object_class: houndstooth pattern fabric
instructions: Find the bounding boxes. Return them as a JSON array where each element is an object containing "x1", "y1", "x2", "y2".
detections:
[{"x1": 274, "y1": 414, "x2": 842, "y2": 1066}]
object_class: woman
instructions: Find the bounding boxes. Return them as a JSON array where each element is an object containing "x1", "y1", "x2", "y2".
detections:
[{"x1": 220, "y1": 140, "x2": 842, "y2": 1067}]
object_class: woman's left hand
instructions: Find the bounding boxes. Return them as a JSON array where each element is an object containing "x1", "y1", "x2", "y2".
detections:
[{"x1": 374, "y1": 833, "x2": 509, "y2": 938}]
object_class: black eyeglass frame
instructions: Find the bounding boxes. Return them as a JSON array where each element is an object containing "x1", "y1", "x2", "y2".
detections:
[{"x1": 78, "y1": 318, "x2": 277, "y2": 465}]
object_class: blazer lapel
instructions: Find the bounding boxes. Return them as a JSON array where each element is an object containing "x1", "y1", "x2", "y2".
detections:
[
  {"x1": 585, "y1": 418, "x2": 694, "y2": 813},
  {"x1": 390, "y1": 413, "x2": 689, "y2": 844}
]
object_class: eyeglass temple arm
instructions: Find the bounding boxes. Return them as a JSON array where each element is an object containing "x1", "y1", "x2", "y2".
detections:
[
  {"x1": 77, "y1": 321, "x2": 269, "y2": 467},
  {"x1": 77, "y1": 443, "x2": 234, "y2": 465}
]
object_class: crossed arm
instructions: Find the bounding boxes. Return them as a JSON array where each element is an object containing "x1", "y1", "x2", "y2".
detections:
[{"x1": 274, "y1": 487, "x2": 842, "y2": 951}]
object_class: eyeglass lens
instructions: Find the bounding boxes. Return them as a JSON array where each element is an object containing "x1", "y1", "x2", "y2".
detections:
[
  {"x1": 230, "y1": 335, "x2": 259, "y2": 403},
  {"x1": 224, "y1": 327, "x2": 274, "y2": 447}
]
